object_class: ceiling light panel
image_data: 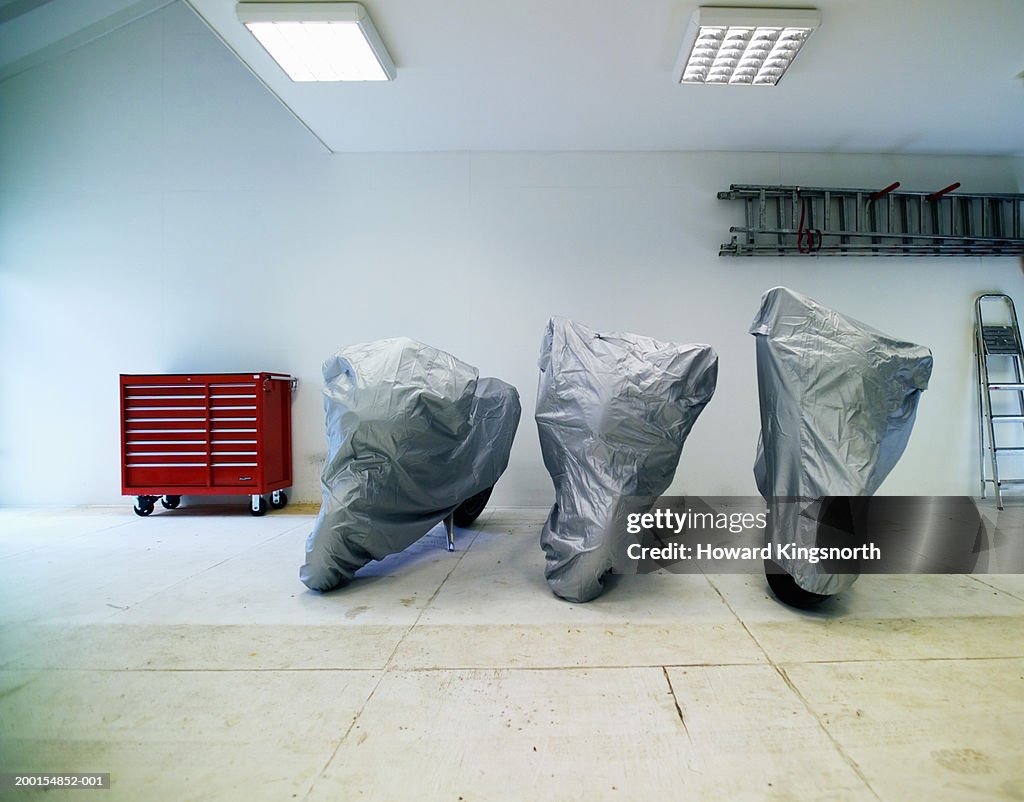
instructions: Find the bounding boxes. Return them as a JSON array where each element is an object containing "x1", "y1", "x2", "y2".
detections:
[
  {"x1": 236, "y1": 2, "x2": 395, "y2": 82},
  {"x1": 676, "y1": 7, "x2": 820, "y2": 86}
]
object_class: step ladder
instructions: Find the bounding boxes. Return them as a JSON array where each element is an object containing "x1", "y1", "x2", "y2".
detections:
[
  {"x1": 718, "y1": 183, "x2": 1024, "y2": 257},
  {"x1": 976, "y1": 294, "x2": 1024, "y2": 508}
]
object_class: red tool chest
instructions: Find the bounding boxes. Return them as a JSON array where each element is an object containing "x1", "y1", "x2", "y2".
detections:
[{"x1": 120, "y1": 373, "x2": 294, "y2": 516}]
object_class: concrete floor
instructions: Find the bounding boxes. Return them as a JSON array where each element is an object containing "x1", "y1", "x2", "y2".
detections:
[{"x1": 1, "y1": 503, "x2": 1023, "y2": 801}]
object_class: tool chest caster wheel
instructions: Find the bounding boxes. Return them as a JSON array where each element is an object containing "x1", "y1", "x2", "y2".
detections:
[
  {"x1": 133, "y1": 496, "x2": 157, "y2": 517},
  {"x1": 270, "y1": 490, "x2": 288, "y2": 510},
  {"x1": 250, "y1": 495, "x2": 268, "y2": 516},
  {"x1": 161, "y1": 495, "x2": 181, "y2": 510}
]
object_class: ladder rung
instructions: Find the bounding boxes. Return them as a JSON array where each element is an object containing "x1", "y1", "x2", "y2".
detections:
[
  {"x1": 991, "y1": 415, "x2": 1024, "y2": 422},
  {"x1": 988, "y1": 384, "x2": 1024, "y2": 390},
  {"x1": 982, "y1": 326, "x2": 1020, "y2": 354},
  {"x1": 996, "y1": 479, "x2": 1024, "y2": 485},
  {"x1": 995, "y1": 447, "x2": 1024, "y2": 453}
]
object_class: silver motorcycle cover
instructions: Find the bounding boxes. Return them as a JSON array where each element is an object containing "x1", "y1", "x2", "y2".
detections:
[
  {"x1": 535, "y1": 317, "x2": 718, "y2": 602},
  {"x1": 300, "y1": 338, "x2": 521, "y2": 592},
  {"x1": 751, "y1": 287, "x2": 933, "y2": 595}
]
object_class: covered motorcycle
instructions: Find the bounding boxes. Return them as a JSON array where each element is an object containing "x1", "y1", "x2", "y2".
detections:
[
  {"x1": 301, "y1": 338, "x2": 521, "y2": 592},
  {"x1": 751, "y1": 287, "x2": 933, "y2": 604},
  {"x1": 536, "y1": 317, "x2": 718, "y2": 603}
]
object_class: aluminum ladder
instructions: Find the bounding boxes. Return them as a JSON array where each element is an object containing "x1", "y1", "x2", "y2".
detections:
[
  {"x1": 718, "y1": 184, "x2": 1024, "y2": 256},
  {"x1": 976, "y1": 294, "x2": 1024, "y2": 508}
]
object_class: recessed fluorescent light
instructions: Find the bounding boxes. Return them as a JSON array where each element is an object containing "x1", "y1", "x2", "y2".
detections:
[
  {"x1": 236, "y1": 2, "x2": 395, "y2": 82},
  {"x1": 675, "y1": 7, "x2": 820, "y2": 86}
]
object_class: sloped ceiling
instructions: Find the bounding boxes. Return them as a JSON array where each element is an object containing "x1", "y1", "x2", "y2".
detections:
[{"x1": 3, "y1": 0, "x2": 1024, "y2": 155}]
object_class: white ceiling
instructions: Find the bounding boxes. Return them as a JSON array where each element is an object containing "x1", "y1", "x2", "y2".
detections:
[{"x1": 3, "y1": 0, "x2": 1024, "y2": 155}]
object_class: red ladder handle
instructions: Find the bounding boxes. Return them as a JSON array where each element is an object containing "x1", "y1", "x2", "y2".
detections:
[
  {"x1": 927, "y1": 182, "x2": 961, "y2": 201},
  {"x1": 869, "y1": 181, "x2": 901, "y2": 200}
]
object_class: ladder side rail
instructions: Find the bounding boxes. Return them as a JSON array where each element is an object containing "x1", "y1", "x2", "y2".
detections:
[
  {"x1": 720, "y1": 243, "x2": 1023, "y2": 257},
  {"x1": 1008, "y1": 297, "x2": 1024, "y2": 440},
  {"x1": 991, "y1": 295, "x2": 1024, "y2": 428},
  {"x1": 722, "y1": 185, "x2": 1024, "y2": 202},
  {"x1": 980, "y1": 335, "x2": 1004, "y2": 508},
  {"x1": 1014, "y1": 351, "x2": 1024, "y2": 443},
  {"x1": 976, "y1": 321, "x2": 990, "y2": 498},
  {"x1": 726, "y1": 226, "x2": 1022, "y2": 245},
  {"x1": 1007, "y1": 295, "x2": 1024, "y2": 356}
]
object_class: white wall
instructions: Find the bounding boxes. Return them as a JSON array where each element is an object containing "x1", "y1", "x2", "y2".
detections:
[{"x1": 1, "y1": 3, "x2": 1022, "y2": 507}]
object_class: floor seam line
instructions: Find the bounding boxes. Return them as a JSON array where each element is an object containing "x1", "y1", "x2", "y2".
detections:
[
  {"x1": 773, "y1": 662, "x2": 882, "y2": 802},
  {"x1": 966, "y1": 574, "x2": 1024, "y2": 603},
  {"x1": 251, "y1": 519, "x2": 313, "y2": 545},
  {"x1": 104, "y1": 555, "x2": 236, "y2": 617},
  {"x1": 661, "y1": 666, "x2": 692, "y2": 742},
  {"x1": 705, "y1": 577, "x2": 883, "y2": 801},
  {"x1": 6, "y1": 656, "x2": 1022, "y2": 674},
  {"x1": 0, "y1": 516, "x2": 138, "y2": 561},
  {"x1": 302, "y1": 526, "x2": 482, "y2": 801},
  {"x1": 102, "y1": 521, "x2": 309, "y2": 618}
]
